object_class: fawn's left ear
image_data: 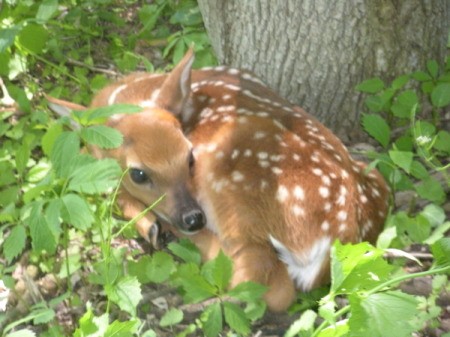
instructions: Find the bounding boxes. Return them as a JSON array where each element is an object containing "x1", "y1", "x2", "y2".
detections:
[
  {"x1": 154, "y1": 48, "x2": 195, "y2": 115},
  {"x1": 46, "y1": 94, "x2": 87, "y2": 129}
]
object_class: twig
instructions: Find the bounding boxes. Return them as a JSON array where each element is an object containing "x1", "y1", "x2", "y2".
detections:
[{"x1": 66, "y1": 58, "x2": 119, "y2": 77}]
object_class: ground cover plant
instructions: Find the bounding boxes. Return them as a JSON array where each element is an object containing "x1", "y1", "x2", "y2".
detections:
[{"x1": 0, "y1": 1, "x2": 449, "y2": 336}]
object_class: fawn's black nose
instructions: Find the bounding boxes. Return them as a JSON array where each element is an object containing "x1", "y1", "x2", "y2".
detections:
[{"x1": 182, "y1": 209, "x2": 205, "y2": 232}]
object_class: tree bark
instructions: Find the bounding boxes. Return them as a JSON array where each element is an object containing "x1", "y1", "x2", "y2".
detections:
[{"x1": 197, "y1": 0, "x2": 450, "y2": 140}]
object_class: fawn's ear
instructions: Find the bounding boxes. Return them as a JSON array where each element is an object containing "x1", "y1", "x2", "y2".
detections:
[
  {"x1": 154, "y1": 48, "x2": 195, "y2": 115},
  {"x1": 46, "y1": 94, "x2": 87, "y2": 117},
  {"x1": 46, "y1": 95, "x2": 87, "y2": 130}
]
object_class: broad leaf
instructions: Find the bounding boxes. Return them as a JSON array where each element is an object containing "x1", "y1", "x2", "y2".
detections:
[
  {"x1": 0, "y1": 27, "x2": 20, "y2": 53},
  {"x1": 80, "y1": 125, "x2": 123, "y2": 149},
  {"x1": 18, "y1": 24, "x2": 49, "y2": 54},
  {"x1": 4, "y1": 225, "x2": 26, "y2": 263},
  {"x1": 146, "y1": 252, "x2": 176, "y2": 283},
  {"x1": 28, "y1": 202, "x2": 58, "y2": 254},
  {"x1": 285, "y1": 309, "x2": 317, "y2": 337},
  {"x1": 331, "y1": 241, "x2": 393, "y2": 294},
  {"x1": 105, "y1": 319, "x2": 138, "y2": 337},
  {"x1": 50, "y1": 131, "x2": 80, "y2": 178},
  {"x1": 68, "y1": 158, "x2": 121, "y2": 194},
  {"x1": 431, "y1": 238, "x2": 450, "y2": 267},
  {"x1": 60, "y1": 194, "x2": 94, "y2": 231},
  {"x1": 201, "y1": 251, "x2": 232, "y2": 292},
  {"x1": 227, "y1": 281, "x2": 267, "y2": 302},
  {"x1": 36, "y1": 0, "x2": 58, "y2": 22},
  {"x1": 388, "y1": 150, "x2": 413, "y2": 173},
  {"x1": 201, "y1": 302, "x2": 222, "y2": 337},
  {"x1": 159, "y1": 308, "x2": 183, "y2": 327},
  {"x1": 105, "y1": 276, "x2": 142, "y2": 317},
  {"x1": 223, "y1": 302, "x2": 250, "y2": 335},
  {"x1": 431, "y1": 83, "x2": 450, "y2": 108},
  {"x1": 356, "y1": 78, "x2": 384, "y2": 93},
  {"x1": 415, "y1": 177, "x2": 446, "y2": 204},
  {"x1": 390, "y1": 90, "x2": 418, "y2": 118},
  {"x1": 168, "y1": 239, "x2": 202, "y2": 265},
  {"x1": 348, "y1": 291, "x2": 419, "y2": 337},
  {"x1": 362, "y1": 114, "x2": 390, "y2": 148}
]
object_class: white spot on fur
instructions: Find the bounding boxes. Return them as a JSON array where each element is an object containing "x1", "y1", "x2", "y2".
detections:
[
  {"x1": 293, "y1": 186, "x2": 305, "y2": 200},
  {"x1": 271, "y1": 167, "x2": 283, "y2": 175},
  {"x1": 319, "y1": 186, "x2": 330, "y2": 198},
  {"x1": 269, "y1": 235, "x2": 331, "y2": 290},
  {"x1": 321, "y1": 221, "x2": 330, "y2": 232},
  {"x1": 108, "y1": 84, "x2": 127, "y2": 105},
  {"x1": 276, "y1": 185, "x2": 289, "y2": 202},
  {"x1": 244, "y1": 149, "x2": 252, "y2": 157},
  {"x1": 337, "y1": 210, "x2": 348, "y2": 221},
  {"x1": 291, "y1": 205, "x2": 305, "y2": 217},
  {"x1": 231, "y1": 171, "x2": 245, "y2": 182}
]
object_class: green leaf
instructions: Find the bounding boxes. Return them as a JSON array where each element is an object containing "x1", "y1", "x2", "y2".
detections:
[
  {"x1": 80, "y1": 125, "x2": 123, "y2": 149},
  {"x1": 80, "y1": 104, "x2": 142, "y2": 125},
  {"x1": 201, "y1": 251, "x2": 232, "y2": 292},
  {"x1": 390, "y1": 90, "x2": 418, "y2": 118},
  {"x1": 431, "y1": 83, "x2": 450, "y2": 108},
  {"x1": 201, "y1": 302, "x2": 222, "y2": 337},
  {"x1": 415, "y1": 177, "x2": 446, "y2": 204},
  {"x1": 105, "y1": 276, "x2": 142, "y2": 317},
  {"x1": 331, "y1": 241, "x2": 393, "y2": 294},
  {"x1": 168, "y1": 239, "x2": 202, "y2": 265},
  {"x1": 431, "y1": 238, "x2": 450, "y2": 267},
  {"x1": 174, "y1": 263, "x2": 217, "y2": 303},
  {"x1": 5, "y1": 329, "x2": 37, "y2": 337},
  {"x1": 50, "y1": 131, "x2": 80, "y2": 178},
  {"x1": 411, "y1": 71, "x2": 432, "y2": 82},
  {"x1": 36, "y1": 0, "x2": 58, "y2": 22},
  {"x1": 227, "y1": 281, "x2": 267, "y2": 303},
  {"x1": 421, "y1": 204, "x2": 446, "y2": 227},
  {"x1": 28, "y1": 202, "x2": 58, "y2": 254},
  {"x1": 391, "y1": 75, "x2": 410, "y2": 90},
  {"x1": 18, "y1": 24, "x2": 49, "y2": 54},
  {"x1": 160, "y1": 308, "x2": 183, "y2": 327},
  {"x1": 42, "y1": 122, "x2": 63, "y2": 156},
  {"x1": 68, "y1": 158, "x2": 121, "y2": 194},
  {"x1": 223, "y1": 301, "x2": 250, "y2": 335},
  {"x1": 388, "y1": 150, "x2": 413, "y2": 173},
  {"x1": 128, "y1": 255, "x2": 153, "y2": 284},
  {"x1": 427, "y1": 60, "x2": 439, "y2": 78},
  {"x1": 434, "y1": 130, "x2": 450, "y2": 154},
  {"x1": 146, "y1": 252, "x2": 176, "y2": 283},
  {"x1": 348, "y1": 291, "x2": 419, "y2": 337},
  {"x1": 15, "y1": 142, "x2": 31, "y2": 175},
  {"x1": 362, "y1": 114, "x2": 391, "y2": 148},
  {"x1": 356, "y1": 78, "x2": 385, "y2": 93},
  {"x1": 32, "y1": 306, "x2": 55, "y2": 324},
  {"x1": 104, "y1": 319, "x2": 138, "y2": 337},
  {"x1": 409, "y1": 160, "x2": 429, "y2": 180},
  {"x1": 285, "y1": 309, "x2": 317, "y2": 337},
  {"x1": 4, "y1": 225, "x2": 26, "y2": 263},
  {"x1": 0, "y1": 27, "x2": 21, "y2": 53},
  {"x1": 376, "y1": 226, "x2": 397, "y2": 249},
  {"x1": 60, "y1": 194, "x2": 94, "y2": 231}
]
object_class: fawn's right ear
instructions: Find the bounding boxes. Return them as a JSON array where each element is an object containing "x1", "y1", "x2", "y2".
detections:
[
  {"x1": 46, "y1": 94, "x2": 87, "y2": 118},
  {"x1": 153, "y1": 48, "x2": 195, "y2": 115}
]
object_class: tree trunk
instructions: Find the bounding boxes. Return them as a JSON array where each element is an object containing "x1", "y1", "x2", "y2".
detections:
[{"x1": 197, "y1": 0, "x2": 449, "y2": 140}]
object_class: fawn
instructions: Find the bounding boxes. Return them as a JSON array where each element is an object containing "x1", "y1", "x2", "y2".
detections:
[{"x1": 48, "y1": 49, "x2": 389, "y2": 311}]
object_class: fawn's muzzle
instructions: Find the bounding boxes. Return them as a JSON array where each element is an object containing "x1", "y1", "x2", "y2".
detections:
[{"x1": 182, "y1": 209, "x2": 206, "y2": 232}]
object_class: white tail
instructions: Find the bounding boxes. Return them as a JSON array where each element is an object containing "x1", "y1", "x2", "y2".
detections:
[{"x1": 48, "y1": 49, "x2": 389, "y2": 311}]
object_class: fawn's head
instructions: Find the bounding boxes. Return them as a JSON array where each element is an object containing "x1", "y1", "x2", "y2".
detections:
[{"x1": 48, "y1": 49, "x2": 206, "y2": 235}]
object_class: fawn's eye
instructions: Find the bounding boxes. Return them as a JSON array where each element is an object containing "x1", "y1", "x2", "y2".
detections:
[
  {"x1": 188, "y1": 151, "x2": 195, "y2": 175},
  {"x1": 129, "y1": 168, "x2": 150, "y2": 184}
]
